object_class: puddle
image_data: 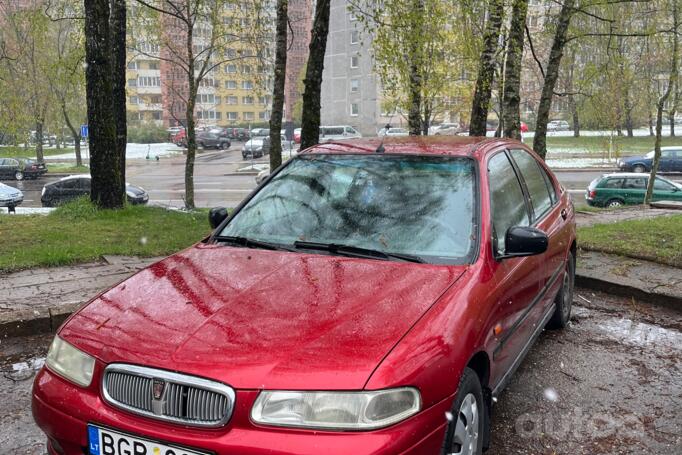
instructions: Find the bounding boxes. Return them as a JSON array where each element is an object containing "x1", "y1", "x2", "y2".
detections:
[
  {"x1": 596, "y1": 318, "x2": 682, "y2": 349},
  {"x1": 2, "y1": 357, "x2": 45, "y2": 382}
]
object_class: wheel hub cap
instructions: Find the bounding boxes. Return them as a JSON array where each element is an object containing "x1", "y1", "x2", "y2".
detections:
[{"x1": 449, "y1": 393, "x2": 479, "y2": 455}]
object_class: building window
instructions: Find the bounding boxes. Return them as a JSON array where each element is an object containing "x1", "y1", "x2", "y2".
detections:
[
  {"x1": 350, "y1": 79, "x2": 359, "y2": 93},
  {"x1": 259, "y1": 96, "x2": 269, "y2": 105},
  {"x1": 128, "y1": 78, "x2": 137, "y2": 87},
  {"x1": 227, "y1": 96, "x2": 238, "y2": 105},
  {"x1": 243, "y1": 96, "x2": 254, "y2": 105},
  {"x1": 242, "y1": 80, "x2": 253, "y2": 90},
  {"x1": 197, "y1": 94, "x2": 215, "y2": 104},
  {"x1": 350, "y1": 30, "x2": 360, "y2": 44},
  {"x1": 127, "y1": 61, "x2": 138, "y2": 70},
  {"x1": 241, "y1": 65, "x2": 252, "y2": 73},
  {"x1": 152, "y1": 111, "x2": 162, "y2": 120},
  {"x1": 226, "y1": 64, "x2": 237, "y2": 73},
  {"x1": 227, "y1": 112, "x2": 238, "y2": 120},
  {"x1": 259, "y1": 111, "x2": 268, "y2": 120},
  {"x1": 129, "y1": 96, "x2": 139, "y2": 104},
  {"x1": 215, "y1": 112, "x2": 222, "y2": 120},
  {"x1": 244, "y1": 112, "x2": 255, "y2": 120},
  {"x1": 149, "y1": 61, "x2": 160, "y2": 70},
  {"x1": 225, "y1": 80, "x2": 237, "y2": 89},
  {"x1": 350, "y1": 56, "x2": 359, "y2": 68},
  {"x1": 150, "y1": 95, "x2": 161, "y2": 104},
  {"x1": 350, "y1": 103, "x2": 359, "y2": 116},
  {"x1": 138, "y1": 76, "x2": 161, "y2": 87}
]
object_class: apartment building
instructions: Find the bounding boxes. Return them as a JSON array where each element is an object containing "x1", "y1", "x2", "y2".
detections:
[{"x1": 126, "y1": 1, "x2": 312, "y2": 129}]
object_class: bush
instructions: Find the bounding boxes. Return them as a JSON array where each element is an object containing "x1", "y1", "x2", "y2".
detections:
[{"x1": 127, "y1": 123, "x2": 168, "y2": 143}]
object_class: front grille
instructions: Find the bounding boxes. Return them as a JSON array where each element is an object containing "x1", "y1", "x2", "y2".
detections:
[{"x1": 102, "y1": 364, "x2": 235, "y2": 427}]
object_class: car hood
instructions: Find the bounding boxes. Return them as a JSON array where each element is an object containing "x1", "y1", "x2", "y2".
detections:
[{"x1": 61, "y1": 244, "x2": 465, "y2": 390}]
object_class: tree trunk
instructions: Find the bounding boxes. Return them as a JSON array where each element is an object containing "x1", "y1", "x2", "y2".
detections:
[
  {"x1": 408, "y1": 61, "x2": 423, "y2": 135},
  {"x1": 62, "y1": 103, "x2": 83, "y2": 166},
  {"x1": 300, "y1": 0, "x2": 331, "y2": 150},
  {"x1": 624, "y1": 90, "x2": 634, "y2": 137},
  {"x1": 422, "y1": 101, "x2": 431, "y2": 135},
  {"x1": 648, "y1": 110, "x2": 654, "y2": 136},
  {"x1": 110, "y1": 0, "x2": 127, "y2": 194},
  {"x1": 84, "y1": 0, "x2": 124, "y2": 209},
  {"x1": 646, "y1": 1, "x2": 678, "y2": 204},
  {"x1": 532, "y1": 0, "x2": 574, "y2": 159},
  {"x1": 185, "y1": 27, "x2": 197, "y2": 210},
  {"x1": 269, "y1": 0, "x2": 288, "y2": 171},
  {"x1": 502, "y1": 0, "x2": 528, "y2": 140},
  {"x1": 470, "y1": 0, "x2": 504, "y2": 137},
  {"x1": 570, "y1": 95, "x2": 580, "y2": 137},
  {"x1": 35, "y1": 120, "x2": 44, "y2": 163}
]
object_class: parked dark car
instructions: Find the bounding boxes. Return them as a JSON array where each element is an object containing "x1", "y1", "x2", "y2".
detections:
[
  {"x1": 197, "y1": 130, "x2": 231, "y2": 150},
  {"x1": 586, "y1": 172, "x2": 682, "y2": 207},
  {"x1": 226, "y1": 128, "x2": 250, "y2": 141},
  {"x1": 0, "y1": 157, "x2": 47, "y2": 180},
  {"x1": 242, "y1": 136, "x2": 271, "y2": 159},
  {"x1": 617, "y1": 147, "x2": 682, "y2": 173},
  {"x1": 33, "y1": 137, "x2": 576, "y2": 455},
  {"x1": 0, "y1": 182, "x2": 23, "y2": 208},
  {"x1": 41, "y1": 175, "x2": 149, "y2": 207}
]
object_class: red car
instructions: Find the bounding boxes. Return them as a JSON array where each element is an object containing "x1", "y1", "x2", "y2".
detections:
[{"x1": 33, "y1": 137, "x2": 576, "y2": 455}]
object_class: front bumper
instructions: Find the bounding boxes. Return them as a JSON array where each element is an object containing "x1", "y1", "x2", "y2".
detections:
[
  {"x1": 33, "y1": 367, "x2": 451, "y2": 455},
  {"x1": 0, "y1": 196, "x2": 23, "y2": 207}
]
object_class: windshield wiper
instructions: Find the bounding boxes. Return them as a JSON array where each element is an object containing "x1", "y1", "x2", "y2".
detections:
[
  {"x1": 293, "y1": 241, "x2": 425, "y2": 263},
  {"x1": 215, "y1": 235, "x2": 296, "y2": 252}
]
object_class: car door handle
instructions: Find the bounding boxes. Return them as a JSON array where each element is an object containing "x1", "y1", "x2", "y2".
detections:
[{"x1": 561, "y1": 209, "x2": 568, "y2": 220}]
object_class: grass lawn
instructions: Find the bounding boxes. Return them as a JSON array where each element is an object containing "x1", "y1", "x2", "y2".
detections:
[
  {"x1": 0, "y1": 146, "x2": 73, "y2": 159},
  {"x1": 47, "y1": 164, "x2": 90, "y2": 174},
  {"x1": 0, "y1": 199, "x2": 211, "y2": 272},
  {"x1": 578, "y1": 214, "x2": 682, "y2": 267},
  {"x1": 545, "y1": 135, "x2": 682, "y2": 155}
]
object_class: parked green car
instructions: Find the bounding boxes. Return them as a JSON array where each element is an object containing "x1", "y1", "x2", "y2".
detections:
[{"x1": 586, "y1": 173, "x2": 682, "y2": 207}]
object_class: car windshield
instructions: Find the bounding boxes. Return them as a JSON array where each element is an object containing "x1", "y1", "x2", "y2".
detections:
[
  {"x1": 219, "y1": 154, "x2": 478, "y2": 263},
  {"x1": 646, "y1": 151, "x2": 655, "y2": 158}
]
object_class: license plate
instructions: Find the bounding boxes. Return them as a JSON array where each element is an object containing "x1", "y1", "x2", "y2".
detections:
[{"x1": 87, "y1": 425, "x2": 210, "y2": 455}]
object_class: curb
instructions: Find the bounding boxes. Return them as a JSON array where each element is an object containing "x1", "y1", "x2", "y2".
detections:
[
  {"x1": 0, "y1": 302, "x2": 82, "y2": 339},
  {"x1": 575, "y1": 273, "x2": 682, "y2": 313}
]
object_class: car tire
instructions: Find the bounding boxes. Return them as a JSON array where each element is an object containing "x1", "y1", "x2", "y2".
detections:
[
  {"x1": 633, "y1": 164, "x2": 646, "y2": 173},
  {"x1": 547, "y1": 253, "x2": 575, "y2": 330},
  {"x1": 14, "y1": 171, "x2": 24, "y2": 180},
  {"x1": 441, "y1": 367, "x2": 484, "y2": 455},
  {"x1": 605, "y1": 198, "x2": 624, "y2": 208},
  {"x1": 219, "y1": 142, "x2": 227, "y2": 150}
]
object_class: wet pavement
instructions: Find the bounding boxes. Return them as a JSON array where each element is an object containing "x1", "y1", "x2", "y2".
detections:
[{"x1": 0, "y1": 289, "x2": 679, "y2": 454}]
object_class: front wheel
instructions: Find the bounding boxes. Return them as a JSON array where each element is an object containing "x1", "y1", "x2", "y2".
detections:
[
  {"x1": 15, "y1": 171, "x2": 24, "y2": 180},
  {"x1": 442, "y1": 368, "x2": 484, "y2": 455},
  {"x1": 633, "y1": 164, "x2": 646, "y2": 173},
  {"x1": 547, "y1": 253, "x2": 575, "y2": 329}
]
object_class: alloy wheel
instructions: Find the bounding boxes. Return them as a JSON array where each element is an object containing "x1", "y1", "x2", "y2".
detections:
[
  {"x1": 607, "y1": 199, "x2": 622, "y2": 208},
  {"x1": 15, "y1": 171, "x2": 24, "y2": 180},
  {"x1": 448, "y1": 393, "x2": 479, "y2": 455}
]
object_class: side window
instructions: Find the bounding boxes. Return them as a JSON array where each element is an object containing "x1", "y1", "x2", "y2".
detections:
[
  {"x1": 624, "y1": 178, "x2": 646, "y2": 189},
  {"x1": 488, "y1": 152, "x2": 530, "y2": 254},
  {"x1": 654, "y1": 178, "x2": 674, "y2": 190},
  {"x1": 510, "y1": 149, "x2": 553, "y2": 220},
  {"x1": 601, "y1": 178, "x2": 624, "y2": 189},
  {"x1": 60, "y1": 179, "x2": 79, "y2": 189},
  {"x1": 80, "y1": 179, "x2": 92, "y2": 191}
]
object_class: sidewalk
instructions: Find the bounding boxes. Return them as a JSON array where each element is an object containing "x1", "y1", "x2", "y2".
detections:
[
  {"x1": 576, "y1": 250, "x2": 682, "y2": 311},
  {"x1": 0, "y1": 255, "x2": 161, "y2": 338}
]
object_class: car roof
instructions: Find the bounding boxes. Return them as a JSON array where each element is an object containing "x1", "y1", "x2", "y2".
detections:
[
  {"x1": 601, "y1": 172, "x2": 665, "y2": 178},
  {"x1": 300, "y1": 136, "x2": 519, "y2": 158}
]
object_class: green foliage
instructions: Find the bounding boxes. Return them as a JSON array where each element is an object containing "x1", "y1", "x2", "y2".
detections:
[
  {"x1": 0, "y1": 198, "x2": 210, "y2": 272},
  {"x1": 127, "y1": 123, "x2": 169, "y2": 143}
]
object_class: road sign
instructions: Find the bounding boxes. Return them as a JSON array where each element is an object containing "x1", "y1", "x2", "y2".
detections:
[{"x1": 81, "y1": 124, "x2": 88, "y2": 138}]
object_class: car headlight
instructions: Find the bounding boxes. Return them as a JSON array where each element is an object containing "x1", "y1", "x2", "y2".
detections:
[
  {"x1": 251, "y1": 388, "x2": 421, "y2": 430},
  {"x1": 46, "y1": 335, "x2": 96, "y2": 387}
]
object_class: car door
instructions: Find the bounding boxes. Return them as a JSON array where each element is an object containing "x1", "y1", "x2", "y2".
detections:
[
  {"x1": 0, "y1": 159, "x2": 8, "y2": 178},
  {"x1": 659, "y1": 150, "x2": 675, "y2": 172},
  {"x1": 622, "y1": 177, "x2": 647, "y2": 204},
  {"x1": 509, "y1": 149, "x2": 570, "y2": 318},
  {"x1": 486, "y1": 150, "x2": 543, "y2": 385},
  {"x1": 672, "y1": 150, "x2": 682, "y2": 172},
  {"x1": 652, "y1": 177, "x2": 681, "y2": 201}
]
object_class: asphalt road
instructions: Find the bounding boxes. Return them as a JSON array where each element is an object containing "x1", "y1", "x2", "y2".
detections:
[
  {"x1": 2, "y1": 147, "x2": 680, "y2": 210},
  {"x1": 1, "y1": 289, "x2": 679, "y2": 454}
]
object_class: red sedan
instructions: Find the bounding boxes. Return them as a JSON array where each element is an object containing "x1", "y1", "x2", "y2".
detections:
[{"x1": 33, "y1": 137, "x2": 576, "y2": 455}]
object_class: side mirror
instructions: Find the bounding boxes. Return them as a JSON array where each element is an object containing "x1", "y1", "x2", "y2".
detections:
[
  {"x1": 501, "y1": 226, "x2": 548, "y2": 259},
  {"x1": 209, "y1": 207, "x2": 228, "y2": 229}
]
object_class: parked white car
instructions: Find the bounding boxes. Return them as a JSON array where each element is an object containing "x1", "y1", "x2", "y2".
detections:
[
  {"x1": 379, "y1": 127, "x2": 409, "y2": 137},
  {"x1": 432, "y1": 123, "x2": 460, "y2": 135},
  {"x1": 547, "y1": 120, "x2": 570, "y2": 131},
  {"x1": 319, "y1": 126, "x2": 362, "y2": 142},
  {"x1": 0, "y1": 182, "x2": 24, "y2": 208}
]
